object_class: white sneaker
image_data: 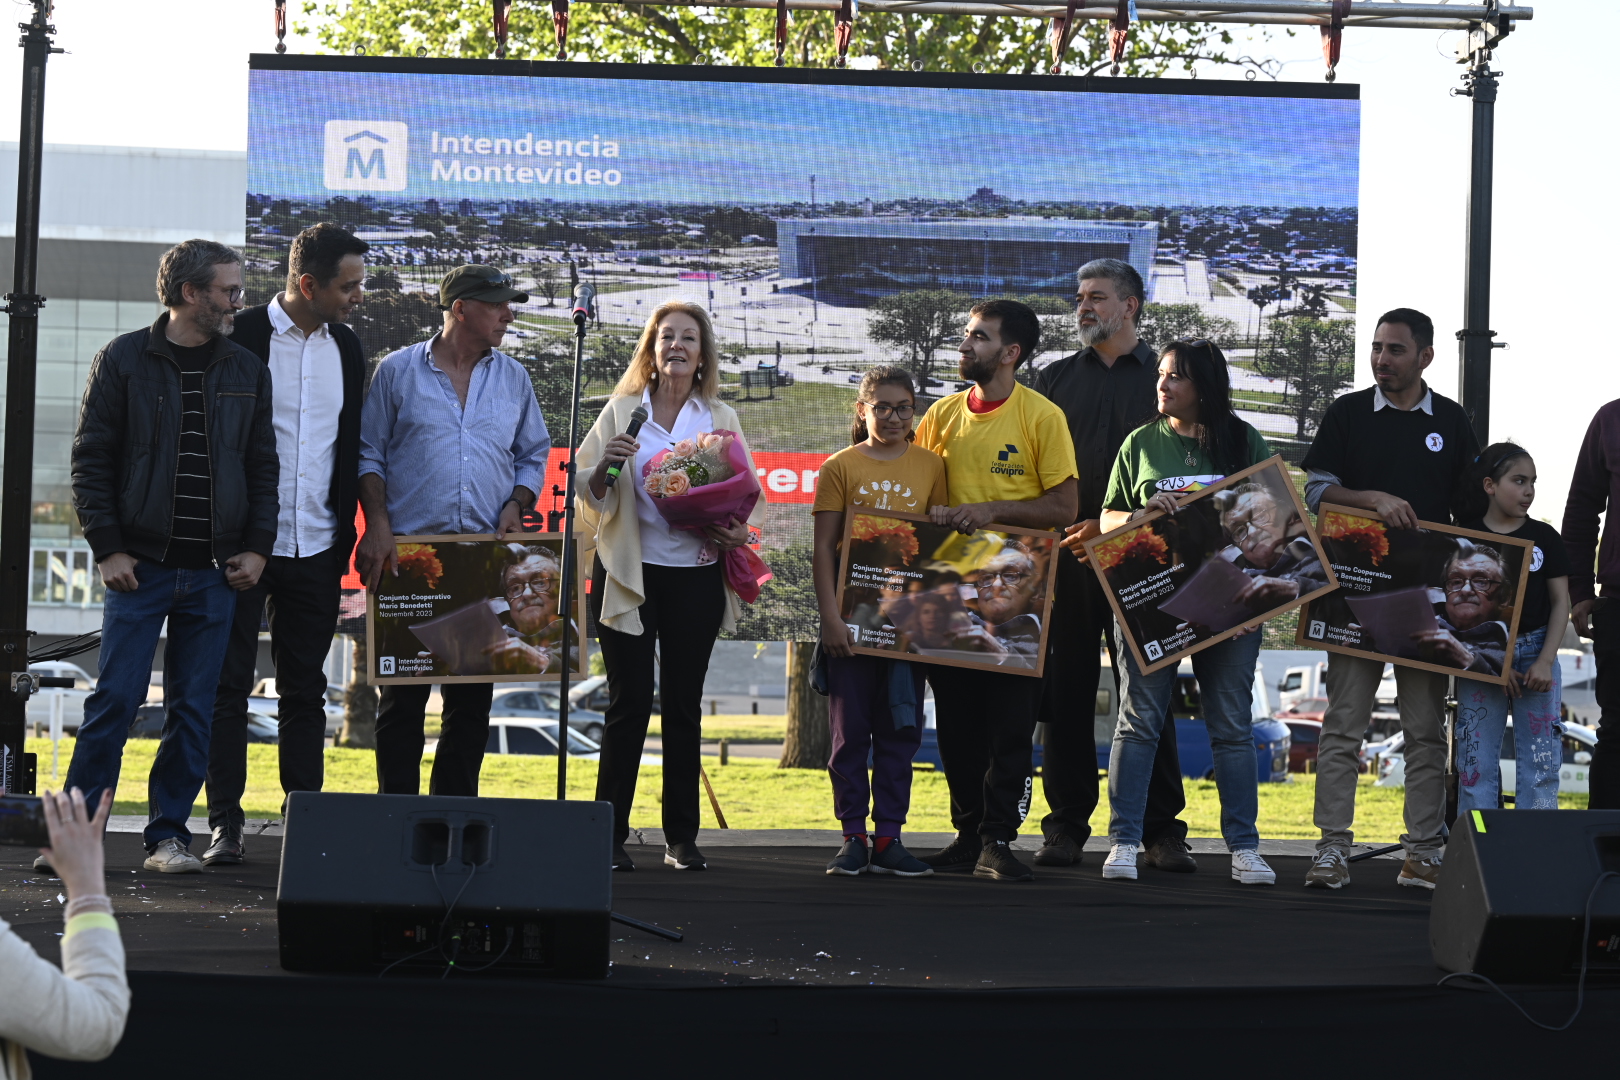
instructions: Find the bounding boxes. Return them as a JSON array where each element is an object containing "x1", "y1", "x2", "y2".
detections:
[
  {"x1": 143, "y1": 837, "x2": 203, "y2": 874},
  {"x1": 1231, "y1": 849, "x2": 1276, "y2": 885},
  {"x1": 1102, "y1": 842, "x2": 1139, "y2": 881}
]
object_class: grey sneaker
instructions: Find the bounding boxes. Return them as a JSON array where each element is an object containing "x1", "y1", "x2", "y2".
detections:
[
  {"x1": 1397, "y1": 854, "x2": 1442, "y2": 890},
  {"x1": 869, "y1": 839, "x2": 933, "y2": 877},
  {"x1": 143, "y1": 837, "x2": 203, "y2": 874},
  {"x1": 826, "y1": 836, "x2": 870, "y2": 876},
  {"x1": 1304, "y1": 847, "x2": 1350, "y2": 890}
]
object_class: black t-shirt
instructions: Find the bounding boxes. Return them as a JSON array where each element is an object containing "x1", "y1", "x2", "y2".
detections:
[
  {"x1": 1462, "y1": 516, "x2": 1571, "y2": 634},
  {"x1": 1031, "y1": 341, "x2": 1157, "y2": 522},
  {"x1": 1301, "y1": 386, "x2": 1479, "y2": 524},
  {"x1": 162, "y1": 341, "x2": 215, "y2": 569}
]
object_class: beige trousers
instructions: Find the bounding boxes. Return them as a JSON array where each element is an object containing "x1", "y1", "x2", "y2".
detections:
[{"x1": 1314, "y1": 653, "x2": 1449, "y2": 860}]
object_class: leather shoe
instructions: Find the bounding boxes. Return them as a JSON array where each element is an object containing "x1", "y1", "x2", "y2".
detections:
[
  {"x1": 201, "y1": 826, "x2": 244, "y2": 866},
  {"x1": 1142, "y1": 836, "x2": 1197, "y2": 873},
  {"x1": 612, "y1": 844, "x2": 636, "y2": 871},
  {"x1": 1033, "y1": 833, "x2": 1083, "y2": 866}
]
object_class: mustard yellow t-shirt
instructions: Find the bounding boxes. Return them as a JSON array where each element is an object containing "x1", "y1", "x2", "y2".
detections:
[
  {"x1": 813, "y1": 442, "x2": 949, "y2": 516},
  {"x1": 913, "y1": 383, "x2": 1077, "y2": 510}
]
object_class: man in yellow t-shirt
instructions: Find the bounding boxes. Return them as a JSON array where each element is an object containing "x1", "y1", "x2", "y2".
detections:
[{"x1": 911, "y1": 299, "x2": 1078, "y2": 882}]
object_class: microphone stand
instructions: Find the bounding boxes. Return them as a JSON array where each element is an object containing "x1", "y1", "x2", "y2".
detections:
[{"x1": 556, "y1": 294, "x2": 591, "y2": 801}]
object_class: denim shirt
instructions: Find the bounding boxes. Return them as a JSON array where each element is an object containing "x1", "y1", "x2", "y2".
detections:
[{"x1": 358, "y1": 335, "x2": 551, "y2": 534}]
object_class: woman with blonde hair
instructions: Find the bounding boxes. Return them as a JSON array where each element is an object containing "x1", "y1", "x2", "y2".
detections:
[{"x1": 578, "y1": 301, "x2": 764, "y2": 873}]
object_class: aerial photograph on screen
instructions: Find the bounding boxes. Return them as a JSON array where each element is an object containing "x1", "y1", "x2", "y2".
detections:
[{"x1": 248, "y1": 66, "x2": 1359, "y2": 639}]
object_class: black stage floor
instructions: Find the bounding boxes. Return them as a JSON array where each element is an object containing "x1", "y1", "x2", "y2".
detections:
[{"x1": 4, "y1": 834, "x2": 1615, "y2": 1074}]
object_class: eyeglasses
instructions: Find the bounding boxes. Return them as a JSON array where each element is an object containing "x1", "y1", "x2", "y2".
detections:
[
  {"x1": 862, "y1": 402, "x2": 914, "y2": 419},
  {"x1": 979, "y1": 570, "x2": 1027, "y2": 587},
  {"x1": 1445, "y1": 575, "x2": 1502, "y2": 596},
  {"x1": 212, "y1": 284, "x2": 246, "y2": 305},
  {"x1": 1225, "y1": 507, "x2": 1277, "y2": 546},
  {"x1": 506, "y1": 579, "x2": 555, "y2": 600}
]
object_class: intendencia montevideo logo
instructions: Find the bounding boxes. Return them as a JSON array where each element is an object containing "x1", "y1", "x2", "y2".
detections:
[
  {"x1": 324, "y1": 121, "x2": 409, "y2": 192},
  {"x1": 429, "y1": 130, "x2": 623, "y2": 188}
]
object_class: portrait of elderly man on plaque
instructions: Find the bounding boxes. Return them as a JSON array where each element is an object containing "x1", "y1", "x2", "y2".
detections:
[
  {"x1": 1085, "y1": 457, "x2": 1337, "y2": 674},
  {"x1": 834, "y1": 511, "x2": 1058, "y2": 677},
  {"x1": 367, "y1": 536, "x2": 584, "y2": 685},
  {"x1": 1296, "y1": 506, "x2": 1532, "y2": 684}
]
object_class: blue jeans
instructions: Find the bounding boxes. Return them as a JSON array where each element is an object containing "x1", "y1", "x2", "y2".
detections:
[
  {"x1": 67, "y1": 562, "x2": 236, "y2": 849},
  {"x1": 1109, "y1": 626, "x2": 1262, "y2": 850},
  {"x1": 1456, "y1": 626, "x2": 1563, "y2": 813}
]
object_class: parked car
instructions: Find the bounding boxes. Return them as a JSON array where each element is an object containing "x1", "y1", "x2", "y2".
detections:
[
  {"x1": 1377, "y1": 720, "x2": 1598, "y2": 796},
  {"x1": 26, "y1": 661, "x2": 95, "y2": 735},
  {"x1": 249, "y1": 678, "x2": 347, "y2": 737},
  {"x1": 1282, "y1": 718, "x2": 1323, "y2": 773},
  {"x1": 490, "y1": 687, "x2": 608, "y2": 744},
  {"x1": 565, "y1": 674, "x2": 660, "y2": 718},
  {"x1": 1277, "y1": 697, "x2": 1328, "y2": 723},
  {"x1": 484, "y1": 720, "x2": 600, "y2": 758},
  {"x1": 130, "y1": 703, "x2": 279, "y2": 744}
]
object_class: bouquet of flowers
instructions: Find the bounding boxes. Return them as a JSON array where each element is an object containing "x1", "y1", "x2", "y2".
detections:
[{"x1": 641, "y1": 428, "x2": 773, "y2": 602}]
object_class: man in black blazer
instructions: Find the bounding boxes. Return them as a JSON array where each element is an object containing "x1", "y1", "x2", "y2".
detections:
[{"x1": 202, "y1": 223, "x2": 369, "y2": 864}]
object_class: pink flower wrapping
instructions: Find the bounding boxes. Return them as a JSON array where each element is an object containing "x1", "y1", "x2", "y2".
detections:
[{"x1": 640, "y1": 428, "x2": 772, "y2": 602}]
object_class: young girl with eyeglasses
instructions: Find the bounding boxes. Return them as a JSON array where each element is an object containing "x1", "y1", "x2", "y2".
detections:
[
  {"x1": 811, "y1": 367, "x2": 948, "y2": 877},
  {"x1": 1451, "y1": 442, "x2": 1572, "y2": 811}
]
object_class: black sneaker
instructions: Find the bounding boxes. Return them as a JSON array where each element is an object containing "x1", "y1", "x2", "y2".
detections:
[
  {"x1": 920, "y1": 833, "x2": 980, "y2": 872},
  {"x1": 1033, "y1": 833, "x2": 1083, "y2": 867},
  {"x1": 664, "y1": 841, "x2": 707, "y2": 871},
  {"x1": 612, "y1": 844, "x2": 636, "y2": 872},
  {"x1": 826, "y1": 835, "x2": 869, "y2": 876},
  {"x1": 974, "y1": 840, "x2": 1034, "y2": 882},
  {"x1": 869, "y1": 839, "x2": 933, "y2": 877},
  {"x1": 1143, "y1": 836, "x2": 1198, "y2": 873}
]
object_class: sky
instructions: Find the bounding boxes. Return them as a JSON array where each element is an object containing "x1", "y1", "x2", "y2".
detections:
[
  {"x1": 247, "y1": 67, "x2": 1358, "y2": 205},
  {"x1": 0, "y1": 0, "x2": 1607, "y2": 519}
]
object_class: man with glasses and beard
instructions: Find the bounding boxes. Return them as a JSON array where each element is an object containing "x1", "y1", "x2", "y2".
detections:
[
  {"x1": 203, "y1": 223, "x2": 370, "y2": 866},
  {"x1": 1028, "y1": 258, "x2": 1196, "y2": 873},
  {"x1": 487, "y1": 545, "x2": 574, "y2": 675},
  {"x1": 53, "y1": 240, "x2": 278, "y2": 875},
  {"x1": 914, "y1": 298, "x2": 1078, "y2": 882}
]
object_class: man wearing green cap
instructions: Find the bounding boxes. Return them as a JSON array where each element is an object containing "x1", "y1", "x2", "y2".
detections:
[{"x1": 356, "y1": 264, "x2": 552, "y2": 795}]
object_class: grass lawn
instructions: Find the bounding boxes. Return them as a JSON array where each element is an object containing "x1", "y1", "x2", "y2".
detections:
[{"x1": 34, "y1": 735, "x2": 1586, "y2": 841}]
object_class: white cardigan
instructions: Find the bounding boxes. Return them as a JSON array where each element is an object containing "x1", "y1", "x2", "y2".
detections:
[
  {"x1": 577, "y1": 393, "x2": 765, "y2": 637},
  {"x1": 0, "y1": 915, "x2": 129, "y2": 1079}
]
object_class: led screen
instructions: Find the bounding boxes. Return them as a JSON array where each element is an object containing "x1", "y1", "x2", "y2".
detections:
[{"x1": 248, "y1": 57, "x2": 1359, "y2": 641}]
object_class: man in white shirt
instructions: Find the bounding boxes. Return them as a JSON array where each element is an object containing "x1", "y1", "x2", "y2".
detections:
[{"x1": 202, "y1": 223, "x2": 369, "y2": 865}]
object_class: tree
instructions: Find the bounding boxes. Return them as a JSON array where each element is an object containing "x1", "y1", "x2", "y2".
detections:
[
  {"x1": 349, "y1": 287, "x2": 443, "y2": 360},
  {"x1": 867, "y1": 289, "x2": 965, "y2": 384},
  {"x1": 366, "y1": 267, "x2": 403, "y2": 292},
  {"x1": 587, "y1": 334, "x2": 635, "y2": 390},
  {"x1": 338, "y1": 634, "x2": 377, "y2": 749},
  {"x1": 299, "y1": 1, "x2": 1276, "y2": 77},
  {"x1": 779, "y1": 643, "x2": 829, "y2": 769},
  {"x1": 1137, "y1": 302, "x2": 1240, "y2": 353},
  {"x1": 535, "y1": 261, "x2": 562, "y2": 307},
  {"x1": 1252, "y1": 317, "x2": 1355, "y2": 439}
]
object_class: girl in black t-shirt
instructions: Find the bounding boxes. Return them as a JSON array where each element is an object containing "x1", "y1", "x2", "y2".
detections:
[{"x1": 1451, "y1": 442, "x2": 1571, "y2": 812}]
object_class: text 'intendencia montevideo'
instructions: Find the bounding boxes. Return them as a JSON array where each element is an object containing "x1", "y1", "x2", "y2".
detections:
[{"x1": 430, "y1": 131, "x2": 624, "y2": 187}]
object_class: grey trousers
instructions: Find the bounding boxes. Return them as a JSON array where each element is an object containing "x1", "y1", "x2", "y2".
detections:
[{"x1": 1314, "y1": 654, "x2": 1448, "y2": 860}]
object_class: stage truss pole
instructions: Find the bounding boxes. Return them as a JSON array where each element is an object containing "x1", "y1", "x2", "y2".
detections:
[
  {"x1": 1, "y1": 2, "x2": 60, "y2": 796},
  {"x1": 1453, "y1": 6, "x2": 1509, "y2": 445}
]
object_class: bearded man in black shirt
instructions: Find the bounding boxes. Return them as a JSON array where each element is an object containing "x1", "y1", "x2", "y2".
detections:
[
  {"x1": 1029, "y1": 258, "x2": 1195, "y2": 872},
  {"x1": 1299, "y1": 308, "x2": 1479, "y2": 892}
]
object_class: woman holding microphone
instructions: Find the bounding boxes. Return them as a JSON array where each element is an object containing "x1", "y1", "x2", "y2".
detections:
[{"x1": 578, "y1": 302, "x2": 763, "y2": 874}]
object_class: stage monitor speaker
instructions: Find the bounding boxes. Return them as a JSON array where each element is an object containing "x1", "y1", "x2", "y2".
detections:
[
  {"x1": 1431, "y1": 809, "x2": 1620, "y2": 982},
  {"x1": 277, "y1": 792, "x2": 612, "y2": 978}
]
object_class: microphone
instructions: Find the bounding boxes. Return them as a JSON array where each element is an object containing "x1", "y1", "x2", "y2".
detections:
[
  {"x1": 604, "y1": 406, "x2": 648, "y2": 488},
  {"x1": 571, "y1": 283, "x2": 596, "y2": 325}
]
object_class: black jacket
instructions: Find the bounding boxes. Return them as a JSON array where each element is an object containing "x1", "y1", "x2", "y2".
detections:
[
  {"x1": 72, "y1": 314, "x2": 279, "y2": 564},
  {"x1": 229, "y1": 303, "x2": 366, "y2": 561}
]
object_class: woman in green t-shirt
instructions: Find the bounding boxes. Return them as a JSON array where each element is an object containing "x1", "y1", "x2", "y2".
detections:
[{"x1": 1096, "y1": 339, "x2": 1278, "y2": 886}]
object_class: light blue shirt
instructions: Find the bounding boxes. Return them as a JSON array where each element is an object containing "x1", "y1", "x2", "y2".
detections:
[{"x1": 359, "y1": 335, "x2": 551, "y2": 535}]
